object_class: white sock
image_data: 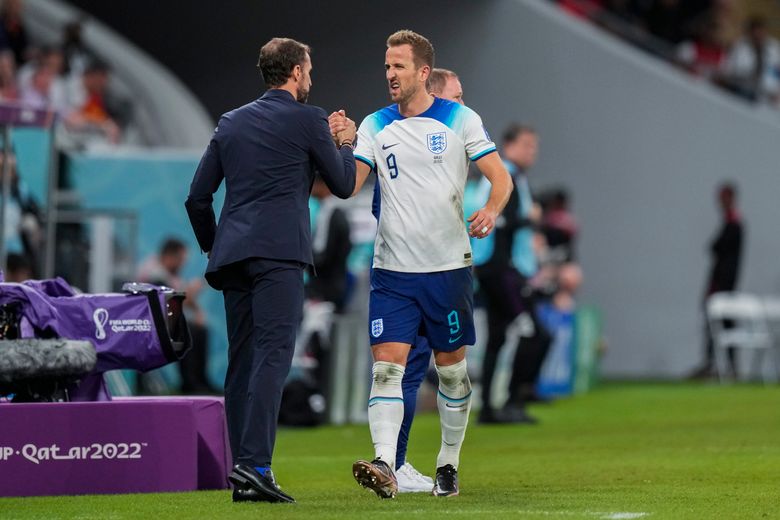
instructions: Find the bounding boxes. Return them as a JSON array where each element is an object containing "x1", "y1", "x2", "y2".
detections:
[
  {"x1": 368, "y1": 361, "x2": 405, "y2": 469},
  {"x1": 435, "y1": 359, "x2": 472, "y2": 469}
]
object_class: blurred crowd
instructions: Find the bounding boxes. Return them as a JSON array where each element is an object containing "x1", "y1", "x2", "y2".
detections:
[
  {"x1": 0, "y1": 0, "x2": 137, "y2": 285},
  {"x1": 0, "y1": 0, "x2": 132, "y2": 145},
  {"x1": 558, "y1": 0, "x2": 780, "y2": 106}
]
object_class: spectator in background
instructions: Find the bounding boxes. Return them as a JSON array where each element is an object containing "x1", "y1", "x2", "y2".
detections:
[
  {"x1": 19, "y1": 46, "x2": 65, "y2": 89},
  {"x1": 62, "y1": 20, "x2": 92, "y2": 76},
  {"x1": 676, "y1": 15, "x2": 728, "y2": 80},
  {"x1": 0, "y1": 0, "x2": 28, "y2": 65},
  {"x1": 0, "y1": 150, "x2": 42, "y2": 272},
  {"x1": 138, "y1": 238, "x2": 217, "y2": 394},
  {"x1": 474, "y1": 124, "x2": 551, "y2": 424},
  {"x1": 4, "y1": 252, "x2": 31, "y2": 282},
  {"x1": 690, "y1": 182, "x2": 744, "y2": 379},
  {"x1": 542, "y1": 188, "x2": 579, "y2": 262},
  {"x1": 19, "y1": 62, "x2": 56, "y2": 110},
  {"x1": 534, "y1": 262, "x2": 584, "y2": 397},
  {"x1": 535, "y1": 262, "x2": 584, "y2": 344},
  {"x1": 721, "y1": 16, "x2": 780, "y2": 104},
  {"x1": 553, "y1": 263, "x2": 583, "y2": 312},
  {"x1": 299, "y1": 177, "x2": 353, "y2": 415},
  {"x1": 19, "y1": 47, "x2": 67, "y2": 113},
  {"x1": 427, "y1": 67, "x2": 463, "y2": 104},
  {"x1": 43, "y1": 45, "x2": 66, "y2": 77},
  {"x1": 524, "y1": 230, "x2": 559, "y2": 303},
  {"x1": 308, "y1": 177, "x2": 352, "y2": 312},
  {"x1": 0, "y1": 50, "x2": 17, "y2": 100},
  {"x1": 63, "y1": 60, "x2": 126, "y2": 144}
]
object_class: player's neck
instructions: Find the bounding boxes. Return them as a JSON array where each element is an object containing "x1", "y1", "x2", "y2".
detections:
[{"x1": 398, "y1": 91, "x2": 434, "y2": 118}]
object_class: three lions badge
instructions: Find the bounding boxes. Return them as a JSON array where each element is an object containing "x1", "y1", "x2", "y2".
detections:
[
  {"x1": 427, "y1": 132, "x2": 447, "y2": 154},
  {"x1": 371, "y1": 318, "x2": 384, "y2": 338}
]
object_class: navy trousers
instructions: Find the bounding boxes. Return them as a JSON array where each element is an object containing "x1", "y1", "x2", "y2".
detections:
[
  {"x1": 221, "y1": 257, "x2": 304, "y2": 467},
  {"x1": 477, "y1": 266, "x2": 551, "y2": 410}
]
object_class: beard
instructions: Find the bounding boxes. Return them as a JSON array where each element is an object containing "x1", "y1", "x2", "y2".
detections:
[
  {"x1": 391, "y1": 82, "x2": 418, "y2": 105},
  {"x1": 296, "y1": 86, "x2": 309, "y2": 103}
]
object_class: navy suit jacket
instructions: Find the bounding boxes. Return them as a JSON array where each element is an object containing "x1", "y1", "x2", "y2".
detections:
[{"x1": 185, "y1": 89, "x2": 356, "y2": 289}]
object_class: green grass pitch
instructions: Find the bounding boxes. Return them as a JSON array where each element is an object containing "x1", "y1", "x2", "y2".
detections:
[{"x1": 2, "y1": 383, "x2": 779, "y2": 519}]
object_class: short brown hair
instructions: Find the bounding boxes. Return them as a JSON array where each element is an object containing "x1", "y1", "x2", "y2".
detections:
[
  {"x1": 386, "y1": 30, "x2": 434, "y2": 69},
  {"x1": 257, "y1": 37, "x2": 311, "y2": 88},
  {"x1": 427, "y1": 68, "x2": 457, "y2": 94},
  {"x1": 503, "y1": 123, "x2": 537, "y2": 144},
  {"x1": 160, "y1": 237, "x2": 186, "y2": 257}
]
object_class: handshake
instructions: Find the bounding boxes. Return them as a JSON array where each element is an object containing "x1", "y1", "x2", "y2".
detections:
[{"x1": 328, "y1": 110, "x2": 357, "y2": 147}]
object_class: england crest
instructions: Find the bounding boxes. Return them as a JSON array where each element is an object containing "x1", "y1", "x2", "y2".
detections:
[
  {"x1": 427, "y1": 132, "x2": 447, "y2": 154},
  {"x1": 371, "y1": 318, "x2": 384, "y2": 338}
]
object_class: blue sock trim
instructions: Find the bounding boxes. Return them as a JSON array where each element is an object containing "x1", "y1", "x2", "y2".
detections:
[
  {"x1": 254, "y1": 466, "x2": 270, "y2": 477},
  {"x1": 368, "y1": 396, "x2": 405, "y2": 407},
  {"x1": 437, "y1": 390, "x2": 472, "y2": 404}
]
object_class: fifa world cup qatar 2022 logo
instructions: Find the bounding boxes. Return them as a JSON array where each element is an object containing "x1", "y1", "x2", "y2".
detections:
[
  {"x1": 93, "y1": 308, "x2": 109, "y2": 340},
  {"x1": 0, "y1": 442, "x2": 147, "y2": 464},
  {"x1": 91, "y1": 307, "x2": 152, "y2": 341}
]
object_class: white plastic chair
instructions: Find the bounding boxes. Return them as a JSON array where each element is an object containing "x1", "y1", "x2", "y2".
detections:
[
  {"x1": 706, "y1": 292, "x2": 778, "y2": 383},
  {"x1": 760, "y1": 295, "x2": 780, "y2": 376}
]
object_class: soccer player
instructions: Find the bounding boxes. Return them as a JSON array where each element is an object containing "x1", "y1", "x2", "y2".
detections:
[
  {"x1": 427, "y1": 68, "x2": 463, "y2": 105},
  {"x1": 386, "y1": 67, "x2": 468, "y2": 494},
  {"x1": 353, "y1": 67, "x2": 470, "y2": 493},
  {"x1": 345, "y1": 30, "x2": 512, "y2": 498}
]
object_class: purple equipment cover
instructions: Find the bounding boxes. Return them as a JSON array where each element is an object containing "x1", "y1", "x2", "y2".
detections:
[{"x1": 0, "y1": 278, "x2": 190, "y2": 400}]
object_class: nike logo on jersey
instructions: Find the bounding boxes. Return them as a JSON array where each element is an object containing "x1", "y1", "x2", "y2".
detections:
[
  {"x1": 381, "y1": 143, "x2": 399, "y2": 150},
  {"x1": 448, "y1": 334, "x2": 463, "y2": 344}
]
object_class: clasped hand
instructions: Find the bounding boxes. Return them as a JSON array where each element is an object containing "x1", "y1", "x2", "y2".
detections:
[{"x1": 328, "y1": 110, "x2": 357, "y2": 146}]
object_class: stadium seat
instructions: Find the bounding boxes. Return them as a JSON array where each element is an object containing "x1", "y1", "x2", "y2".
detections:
[
  {"x1": 760, "y1": 296, "x2": 780, "y2": 372},
  {"x1": 706, "y1": 292, "x2": 779, "y2": 384}
]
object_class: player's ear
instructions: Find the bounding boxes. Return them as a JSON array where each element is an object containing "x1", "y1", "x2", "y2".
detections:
[
  {"x1": 292, "y1": 64, "x2": 302, "y2": 82},
  {"x1": 419, "y1": 65, "x2": 431, "y2": 83}
]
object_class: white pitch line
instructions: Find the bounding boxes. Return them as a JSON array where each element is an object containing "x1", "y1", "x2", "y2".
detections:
[
  {"x1": 516, "y1": 512, "x2": 649, "y2": 519},
  {"x1": 371, "y1": 510, "x2": 650, "y2": 518}
]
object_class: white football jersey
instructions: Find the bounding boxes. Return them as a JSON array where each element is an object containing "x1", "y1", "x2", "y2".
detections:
[{"x1": 354, "y1": 97, "x2": 496, "y2": 273}]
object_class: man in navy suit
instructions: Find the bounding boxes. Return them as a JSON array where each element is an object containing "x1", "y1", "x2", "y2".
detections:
[{"x1": 185, "y1": 37, "x2": 356, "y2": 503}]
